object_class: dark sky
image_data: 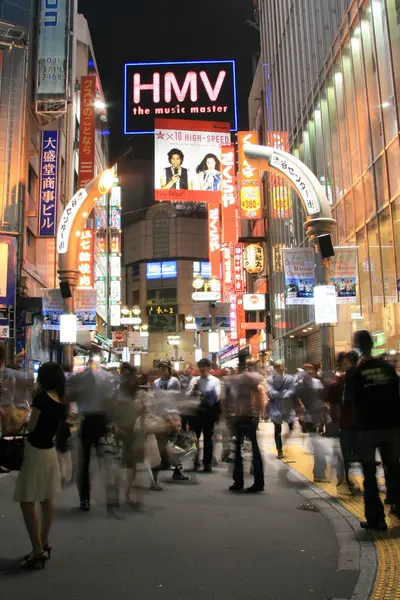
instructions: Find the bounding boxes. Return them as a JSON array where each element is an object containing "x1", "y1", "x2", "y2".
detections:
[{"x1": 77, "y1": 0, "x2": 260, "y2": 161}]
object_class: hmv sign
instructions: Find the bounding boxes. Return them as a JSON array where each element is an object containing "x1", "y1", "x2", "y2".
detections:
[{"x1": 124, "y1": 60, "x2": 238, "y2": 135}]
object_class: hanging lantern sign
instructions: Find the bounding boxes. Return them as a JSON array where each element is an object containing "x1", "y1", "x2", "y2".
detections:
[{"x1": 244, "y1": 244, "x2": 264, "y2": 274}]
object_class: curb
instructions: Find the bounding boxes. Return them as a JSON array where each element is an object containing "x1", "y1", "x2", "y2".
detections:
[{"x1": 263, "y1": 451, "x2": 377, "y2": 600}]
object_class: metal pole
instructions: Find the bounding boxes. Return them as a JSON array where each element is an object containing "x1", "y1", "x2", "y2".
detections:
[
  {"x1": 58, "y1": 268, "x2": 78, "y2": 371},
  {"x1": 314, "y1": 249, "x2": 335, "y2": 374},
  {"x1": 210, "y1": 302, "x2": 217, "y2": 367}
]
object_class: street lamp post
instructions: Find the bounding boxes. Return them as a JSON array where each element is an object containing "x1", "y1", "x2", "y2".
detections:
[
  {"x1": 57, "y1": 169, "x2": 114, "y2": 370},
  {"x1": 244, "y1": 144, "x2": 337, "y2": 374}
]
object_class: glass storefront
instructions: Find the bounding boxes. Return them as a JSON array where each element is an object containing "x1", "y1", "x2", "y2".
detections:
[{"x1": 263, "y1": 0, "x2": 400, "y2": 359}]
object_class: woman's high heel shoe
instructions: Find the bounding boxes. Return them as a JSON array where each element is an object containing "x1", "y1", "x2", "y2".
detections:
[
  {"x1": 20, "y1": 552, "x2": 47, "y2": 570},
  {"x1": 23, "y1": 543, "x2": 52, "y2": 561}
]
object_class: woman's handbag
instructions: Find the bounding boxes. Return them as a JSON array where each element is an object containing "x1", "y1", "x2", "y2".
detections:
[{"x1": 0, "y1": 425, "x2": 26, "y2": 471}]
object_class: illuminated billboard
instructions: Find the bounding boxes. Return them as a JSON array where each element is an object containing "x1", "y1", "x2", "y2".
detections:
[
  {"x1": 124, "y1": 60, "x2": 237, "y2": 134},
  {"x1": 78, "y1": 76, "x2": 96, "y2": 189},
  {"x1": 155, "y1": 118, "x2": 230, "y2": 203},
  {"x1": 221, "y1": 145, "x2": 238, "y2": 244},
  {"x1": 146, "y1": 261, "x2": 177, "y2": 279},
  {"x1": 37, "y1": 0, "x2": 70, "y2": 99},
  {"x1": 38, "y1": 130, "x2": 59, "y2": 237},
  {"x1": 238, "y1": 131, "x2": 262, "y2": 220}
]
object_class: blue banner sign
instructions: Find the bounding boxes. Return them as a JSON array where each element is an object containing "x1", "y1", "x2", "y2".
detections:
[{"x1": 38, "y1": 130, "x2": 59, "y2": 237}]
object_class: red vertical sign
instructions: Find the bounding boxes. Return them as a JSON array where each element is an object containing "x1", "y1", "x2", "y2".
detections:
[
  {"x1": 78, "y1": 75, "x2": 96, "y2": 189},
  {"x1": 221, "y1": 145, "x2": 238, "y2": 243},
  {"x1": 237, "y1": 297, "x2": 246, "y2": 338},
  {"x1": 208, "y1": 203, "x2": 221, "y2": 278},
  {"x1": 230, "y1": 294, "x2": 238, "y2": 341}
]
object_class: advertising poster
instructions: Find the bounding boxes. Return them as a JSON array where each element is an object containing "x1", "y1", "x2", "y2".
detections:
[
  {"x1": 38, "y1": 131, "x2": 59, "y2": 237},
  {"x1": 208, "y1": 203, "x2": 221, "y2": 278},
  {"x1": 221, "y1": 145, "x2": 238, "y2": 243},
  {"x1": 37, "y1": 0, "x2": 69, "y2": 98},
  {"x1": 154, "y1": 118, "x2": 230, "y2": 203},
  {"x1": 78, "y1": 75, "x2": 96, "y2": 188},
  {"x1": 283, "y1": 248, "x2": 315, "y2": 305},
  {"x1": 0, "y1": 236, "x2": 16, "y2": 307},
  {"x1": 330, "y1": 248, "x2": 357, "y2": 304},
  {"x1": 42, "y1": 288, "x2": 63, "y2": 331},
  {"x1": 75, "y1": 288, "x2": 97, "y2": 331},
  {"x1": 238, "y1": 131, "x2": 262, "y2": 220},
  {"x1": 124, "y1": 60, "x2": 237, "y2": 135}
]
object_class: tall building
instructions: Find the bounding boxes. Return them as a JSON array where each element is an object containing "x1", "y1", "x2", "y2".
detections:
[
  {"x1": 253, "y1": 0, "x2": 400, "y2": 368},
  {"x1": 0, "y1": 0, "x2": 111, "y2": 367}
]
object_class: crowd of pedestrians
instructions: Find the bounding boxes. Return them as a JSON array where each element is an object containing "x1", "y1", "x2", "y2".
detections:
[{"x1": 1, "y1": 328, "x2": 400, "y2": 570}]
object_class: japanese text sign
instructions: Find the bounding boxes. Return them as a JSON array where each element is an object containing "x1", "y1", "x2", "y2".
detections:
[
  {"x1": 221, "y1": 145, "x2": 238, "y2": 243},
  {"x1": 238, "y1": 131, "x2": 262, "y2": 220},
  {"x1": 37, "y1": 0, "x2": 69, "y2": 98},
  {"x1": 269, "y1": 153, "x2": 320, "y2": 216},
  {"x1": 208, "y1": 203, "x2": 221, "y2": 278},
  {"x1": 230, "y1": 294, "x2": 238, "y2": 341},
  {"x1": 234, "y1": 244, "x2": 244, "y2": 293},
  {"x1": 78, "y1": 75, "x2": 96, "y2": 189},
  {"x1": 39, "y1": 130, "x2": 59, "y2": 237},
  {"x1": 78, "y1": 228, "x2": 94, "y2": 288}
]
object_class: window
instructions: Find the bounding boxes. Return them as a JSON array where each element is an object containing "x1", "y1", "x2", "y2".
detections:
[
  {"x1": 354, "y1": 179, "x2": 365, "y2": 230},
  {"x1": 356, "y1": 227, "x2": 372, "y2": 320},
  {"x1": 337, "y1": 200, "x2": 346, "y2": 243},
  {"x1": 379, "y1": 207, "x2": 397, "y2": 303},
  {"x1": 361, "y1": 7, "x2": 384, "y2": 159},
  {"x1": 391, "y1": 197, "x2": 400, "y2": 277},
  {"x1": 386, "y1": 0, "x2": 400, "y2": 118},
  {"x1": 344, "y1": 190, "x2": 355, "y2": 238},
  {"x1": 327, "y1": 81, "x2": 342, "y2": 200},
  {"x1": 363, "y1": 168, "x2": 376, "y2": 220},
  {"x1": 387, "y1": 139, "x2": 400, "y2": 199},
  {"x1": 371, "y1": 0, "x2": 398, "y2": 144},
  {"x1": 320, "y1": 94, "x2": 336, "y2": 204},
  {"x1": 374, "y1": 153, "x2": 389, "y2": 209},
  {"x1": 342, "y1": 49, "x2": 361, "y2": 181},
  {"x1": 26, "y1": 227, "x2": 36, "y2": 264},
  {"x1": 367, "y1": 217, "x2": 384, "y2": 308},
  {"x1": 131, "y1": 290, "x2": 140, "y2": 305},
  {"x1": 28, "y1": 165, "x2": 37, "y2": 200},
  {"x1": 334, "y1": 65, "x2": 351, "y2": 193}
]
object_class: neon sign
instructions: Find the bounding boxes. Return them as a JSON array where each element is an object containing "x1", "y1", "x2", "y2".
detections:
[{"x1": 124, "y1": 60, "x2": 238, "y2": 134}]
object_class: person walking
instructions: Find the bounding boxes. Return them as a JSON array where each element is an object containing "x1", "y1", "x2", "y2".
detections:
[
  {"x1": 344, "y1": 330, "x2": 400, "y2": 531},
  {"x1": 14, "y1": 362, "x2": 67, "y2": 569},
  {"x1": 187, "y1": 358, "x2": 221, "y2": 472},
  {"x1": 227, "y1": 361, "x2": 266, "y2": 493},
  {"x1": 267, "y1": 360, "x2": 295, "y2": 459},
  {"x1": 67, "y1": 357, "x2": 116, "y2": 512}
]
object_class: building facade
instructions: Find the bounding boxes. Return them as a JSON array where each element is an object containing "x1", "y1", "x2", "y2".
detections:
[
  {"x1": 254, "y1": 0, "x2": 400, "y2": 368},
  {"x1": 0, "y1": 0, "x2": 111, "y2": 367},
  {"x1": 123, "y1": 203, "x2": 213, "y2": 371}
]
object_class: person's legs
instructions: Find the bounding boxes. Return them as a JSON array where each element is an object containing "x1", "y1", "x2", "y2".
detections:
[
  {"x1": 274, "y1": 423, "x2": 283, "y2": 454},
  {"x1": 310, "y1": 430, "x2": 327, "y2": 480},
  {"x1": 20, "y1": 502, "x2": 42, "y2": 555},
  {"x1": 359, "y1": 431, "x2": 385, "y2": 525},
  {"x1": 247, "y1": 418, "x2": 264, "y2": 489},
  {"x1": 40, "y1": 499, "x2": 55, "y2": 548},
  {"x1": 78, "y1": 419, "x2": 93, "y2": 504},
  {"x1": 232, "y1": 419, "x2": 245, "y2": 488},
  {"x1": 202, "y1": 412, "x2": 215, "y2": 469},
  {"x1": 156, "y1": 433, "x2": 170, "y2": 468},
  {"x1": 379, "y1": 429, "x2": 400, "y2": 511},
  {"x1": 125, "y1": 467, "x2": 137, "y2": 502}
]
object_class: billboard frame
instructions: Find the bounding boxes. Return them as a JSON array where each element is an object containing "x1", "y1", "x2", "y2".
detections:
[{"x1": 124, "y1": 59, "x2": 238, "y2": 135}]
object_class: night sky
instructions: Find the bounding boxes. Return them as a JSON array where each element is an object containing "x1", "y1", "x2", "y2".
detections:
[{"x1": 77, "y1": 0, "x2": 260, "y2": 161}]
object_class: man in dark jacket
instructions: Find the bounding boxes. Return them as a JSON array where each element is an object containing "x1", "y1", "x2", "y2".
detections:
[
  {"x1": 267, "y1": 360, "x2": 295, "y2": 459},
  {"x1": 344, "y1": 330, "x2": 400, "y2": 531}
]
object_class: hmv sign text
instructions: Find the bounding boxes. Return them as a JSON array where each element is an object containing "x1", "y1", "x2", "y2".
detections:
[{"x1": 124, "y1": 60, "x2": 238, "y2": 134}]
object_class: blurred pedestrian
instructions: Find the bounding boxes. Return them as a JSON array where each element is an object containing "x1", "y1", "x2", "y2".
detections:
[
  {"x1": 187, "y1": 358, "x2": 221, "y2": 472},
  {"x1": 67, "y1": 356, "x2": 116, "y2": 512},
  {"x1": 267, "y1": 360, "x2": 295, "y2": 459},
  {"x1": 14, "y1": 362, "x2": 67, "y2": 569},
  {"x1": 344, "y1": 330, "x2": 400, "y2": 531},
  {"x1": 228, "y1": 360, "x2": 266, "y2": 493}
]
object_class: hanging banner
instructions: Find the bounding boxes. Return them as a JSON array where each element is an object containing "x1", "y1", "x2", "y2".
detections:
[
  {"x1": 38, "y1": 131, "x2": 59, "y2": 237},
  {"x1": 77, "y1": 228, "x2": 94, "y2": 288},
  {"x1": 75, "y1": 288, "x2": 96, "y2": 330},
  {"x1": 42, "y1": 288, "x2": 63, "y2": 330},
  {"x1": 221, "y1": 145, "x2": 238, "y2": 243},
  {"x1": 208, "y1": 203, "x2": 221, "y2": 278},
  {"x1": 330, "y1": 248, "x2": 357, "y2": 304},
  {"x1": 78, "y1": 75, "x2": 96, "y2": 189},
  {"x1": 154, "y1": 118, "x2": 230, "y2": 203},
  {"x1": 283, "y1": 248, "x2": 315, "y2": 305},
  {"x1": 238, "y1": 131, "x2": 262, "y2": 220}
]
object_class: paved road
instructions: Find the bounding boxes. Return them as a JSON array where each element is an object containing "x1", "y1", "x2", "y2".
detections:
[{"x1": 0, "y1": 442, "x2": 358, "y2": 600}]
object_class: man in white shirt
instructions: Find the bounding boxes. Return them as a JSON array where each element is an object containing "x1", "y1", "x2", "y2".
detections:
[{"x1": 187, "y1": 358, "x2": 221, "y2": 472}]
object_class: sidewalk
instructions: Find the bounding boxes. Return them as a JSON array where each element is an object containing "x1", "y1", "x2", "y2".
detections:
[
  {"x1": 260, "y1": 421, "x2": 400, "y2": 600},
  {"x1": 0, "y1": 433, "x2": 358, "y2": 600}
]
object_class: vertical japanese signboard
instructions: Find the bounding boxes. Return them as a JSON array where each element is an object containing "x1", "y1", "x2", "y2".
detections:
[
  {"x1": 269, "y1": 132, "x2": 291, "y2": 219},
  {"x1": 77, "y1": 228, "x2": 94, "y2": 288},
  {"x1": 220, "y1": 145, "x2": 238, "y2": 244},
  {"x1": 222, "y1": 244, "x2": 234, "y2": 302},
  {"x1": 38, "y1": 131, "x2": 59, "y2": 237},
  {"x1": 230, "y1": 294, "x2": 238, "y2": 341},
  {"x1": 238, "y1": 131, "x2": 262, "y2": 220},
  {"x1": 234, "y1": 244, "x2": 244, "y2": 293},
  {"x1": 36, "y1": 0, "x2": 69, "y2": 99},
  {"x1": 78, "y1": 75, "x2": 96, "y2": 189},
  {"x1": 208, "y1": 203, "x2": 221, "y2": 278}
]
